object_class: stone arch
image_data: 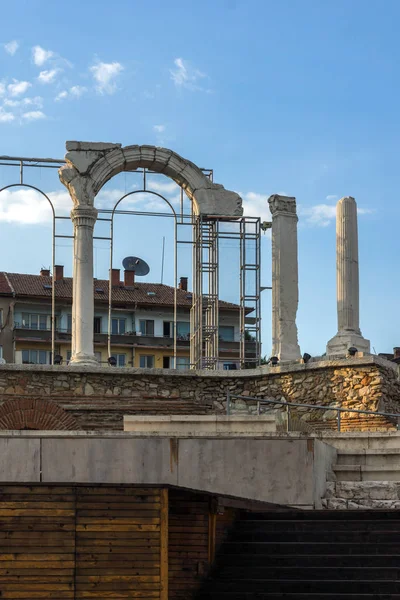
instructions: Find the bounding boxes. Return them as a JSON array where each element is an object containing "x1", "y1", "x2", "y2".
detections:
[
  {"x1": 59, "y1": 142, "x2": 243, "y2": 217},
  {"x1": 0, "y1": 398, "x2": 80, "y2": 430}
]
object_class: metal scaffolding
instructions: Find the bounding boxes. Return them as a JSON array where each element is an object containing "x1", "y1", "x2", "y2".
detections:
[
  {"x1": 190, "y1": 217, "x2": 219, "y2": 370},
  {"x1": 0, "y1": 155, "x2": 264, "y2": 369}
]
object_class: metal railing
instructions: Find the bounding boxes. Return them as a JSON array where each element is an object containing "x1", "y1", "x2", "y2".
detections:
[{"x1": 226, "y1": 393, "x2": 400, "y2": 432}]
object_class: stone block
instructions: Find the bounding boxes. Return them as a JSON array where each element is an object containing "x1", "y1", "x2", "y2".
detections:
[{"x1": 66, "y1": 141, "x2": 121, "y2": 152}]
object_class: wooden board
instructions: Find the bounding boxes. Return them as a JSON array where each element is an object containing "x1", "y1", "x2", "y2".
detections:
[{"x1": 0, "y1": 485, "x2": 162, "y2": 600}]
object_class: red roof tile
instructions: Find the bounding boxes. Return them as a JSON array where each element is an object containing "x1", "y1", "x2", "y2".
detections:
[
  {"x1": 0, "y1": 273, "x2": 13, "y2": 295},
  {"x1": 3, "y1": 272, "x2": 241, "y2": 311}
]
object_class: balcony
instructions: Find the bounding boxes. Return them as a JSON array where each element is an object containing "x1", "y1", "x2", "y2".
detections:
[
  {"x1": 13, "y1": 324, "x2": 255, "y2": 357},
  {"x1": 93, "y1": 332, "x2": 190, "y2": 349}
]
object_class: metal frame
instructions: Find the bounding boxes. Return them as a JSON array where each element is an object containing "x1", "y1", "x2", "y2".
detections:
[
  {"x1": 0, "y1": 156, "x2": 263, "y2": 370},
  {"x1": 104, "y1": 185, "x2": 178, "y2": 365},
  {"x1": 227, "y1": 393, "x2": 400, "y2": 432},
  {"x1": 0, "y1": 156, "x2": 66, "y2": 365},
  {"x1": 190, "y1": 217, "x2": 219, "y2": 369}
]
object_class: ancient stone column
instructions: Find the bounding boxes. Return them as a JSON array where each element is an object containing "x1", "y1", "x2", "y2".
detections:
[
  {"x1": 326, "y1": 196, "x2": 370, "y2": 356},
  {"x1": 69, "y1": 206, "x2": 98, "y2": 366},
  {"x1": 268, "y1": 195, "x2": 301, "y2": 362}
]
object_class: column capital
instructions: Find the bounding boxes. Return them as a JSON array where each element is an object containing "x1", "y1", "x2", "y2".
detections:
[
  {"x1": 268, "y1": 195, "x2": 298, "y2": 218},
  {"x1": 71, "y1": 205, "x2": 98, "y2": 228}
]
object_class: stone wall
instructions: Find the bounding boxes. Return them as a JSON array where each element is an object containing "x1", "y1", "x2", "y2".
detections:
[{"x1": 0, "y1": 356, "x2": 399, "y2": 431}]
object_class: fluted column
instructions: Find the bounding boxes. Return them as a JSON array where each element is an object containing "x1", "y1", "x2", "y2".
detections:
[
  {"x1": 69, "y1": 206, "x2": 98, "y2": 366},
  {"x1": 327, "y1": 197, "x2": 370, "y2": 356},
  {"x1": 268, "y1": 195, "x2": 301, "y2": 362}
]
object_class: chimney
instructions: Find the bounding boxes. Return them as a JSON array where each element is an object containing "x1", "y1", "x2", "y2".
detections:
[
  {"x1": 54, "y1": 265, "x2": 64, "y2": 281},
  {"x1": 111, "y1": 268, "x2": 120, "y2": 287},
  {"x1": 179, "y1": 276, "x2": 188, "y2": 291},
  {"x1": 394, "y1": 347, "x2": 400, "y2": 359},
  {"x1": 40, "y1": 268, "x2": 50, "y2": 277},
  {"x1": 124, "y1": 270, "x2": 135, "y2": 287}
]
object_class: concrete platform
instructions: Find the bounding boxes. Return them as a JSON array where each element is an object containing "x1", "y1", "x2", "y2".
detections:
[{"x1": 123, "y1": 414, "x2": 279, "y2": 436}]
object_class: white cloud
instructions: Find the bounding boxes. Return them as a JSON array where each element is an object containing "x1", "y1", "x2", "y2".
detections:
[
  {"x1": 170, "y1": 57, "x2": 208, "y2": 92},
  {"x1": 326, "y1": 194, "x2": 338, "y2": 201},
  {"x1": 241, "y1": 192, "x2": 271, "y2": 223},
  {"x1": 37, "y1": 69, "x2": 60, "y2": 84},
  {"x1": 55, "y1": 86, "x2": 87, "y2": 101},
  {"x1": 153, "y1": 124, "x2": 165, "y2": 133},
  {"x1": 90, "y1": 61, "x2": 123, "y2": 94},
  {"x1": 301, "y1": 204, "x2": 336, "y2": 227},
  {"x1": 22, "y1": 110, "x2": 46, "y2": 121},
  {"x1": 7, "y1": 80, "x2": 32, "y2": 97},
  {"x1": 70, "y1": 85, "x2": 87, "y2": 97},
  {"x1": 0, "y1": 188, "x2": 71, "y2": 224},
  {"x1": 147, "y1": 178, "x2": 179, "y2": 195},
  {"x1": 0, "y1": 108, "x2": 15, "y2": 123},
  {"x1": 4, "y1": 96, "x2": 43, "y2": 108},
  {"x1": 55, "y1": 90, "x2": 68, "y2": 101},
  {"x1": 300, "y1": 203, "x2": 373, "y2": 227},
  {"x1": 32, "y1": 45, "x2": 54, "y2": 66},
  {"x1": 4, "y1": 40, "x2": 19, "y2": 56},
  {"x1": 0, "y1": 82, "x2": 5, "y2": 96}
]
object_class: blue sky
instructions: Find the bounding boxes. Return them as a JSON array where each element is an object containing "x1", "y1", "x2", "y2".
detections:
[{"x1": 0, "y1": 0, "x2": 398, "y2": 357}]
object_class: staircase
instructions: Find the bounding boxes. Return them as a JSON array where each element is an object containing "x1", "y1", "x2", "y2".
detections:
[
  {"x1": 196, "y1": 510, "x2": 400, "y2": 599},
  {"x1": 322, "y1": 436, "x2": 400, "y2": 508}
]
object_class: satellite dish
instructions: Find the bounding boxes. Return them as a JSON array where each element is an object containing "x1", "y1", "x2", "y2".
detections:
[{"x1": 122, "y1": 256, "x2": 150, "y2": 277}]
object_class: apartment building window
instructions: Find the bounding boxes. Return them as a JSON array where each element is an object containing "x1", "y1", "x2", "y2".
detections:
[
  {"x1": 223, "y1": 362, "x2": 237, "y2": 370},
  {"x1": 94, "y1": 317, "x2": 102, "y2": 333},
  {"x1": 139, "y1": 355, "x2": 154, "y2": 368},
  {"x1": 22, "y1": 349, "x2": 49, "y2": 364},
  {"x1": 177, "y1": 321, "x2": 190, "y2": 340},
  {"x1": 0, "y1": 346, "x2": 3, "y2": 360},
  {"x1": 115, "y1": 354, "x2": 126, "y2": 367},
  {"x1": 111, "y1": 318, "x2": 126, "y2": 335},
  {"x1": 219, "y1": 326, "x2": 235, "y2": 342},
  {"x1": 139, "y1": 320, "x2": 154, "y2": 336},
  {"x1": 176, "y1": 356, "x2": 190, "y2": 370},
  {"x1": 66, "y1": 350, "x2": 72, "y2": 364},
  {"x1": 163, "y1": 321, "x2": 172, "y2": 337},
  {"x1": 22, "y1": 313, "x2": 51, "y2": 330},
  {"x1": 67, "y1": 315, "x2": 72, "y2": 333},
  {"x1": 163, "y1": 356, "x2": 175, "y2": 369}
]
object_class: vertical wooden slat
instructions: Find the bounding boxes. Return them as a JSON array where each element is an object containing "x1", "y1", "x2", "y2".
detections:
[
  {"x1": 208, "y1": 510, "x2": 217, "y2": 564},
  {"x1": 160, "y1": 488, "x2": 169, "y2": 600}
]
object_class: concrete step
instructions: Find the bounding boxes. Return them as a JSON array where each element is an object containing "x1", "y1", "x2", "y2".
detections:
[
  {"x1": 236, "y1": 518, "x2": 400, "y2": 531},
  {"x1": 333, "y1": 464, "x2": 400, "y2": 481},
  {"x1": 216, "y1": 554, "x2": 400, "y2": 568},
  {"x1": 240, "y1": 509, "x2": 400, "y2": 520},
  {"x1": 233, "y1": 530, "x2": 400, "y2": 542},
  {"x1": 215, "y1": 567, "x2": 400, "y2": 580},
  {"x1": 317, "y1": 431, "x2": 400, "y2": 452},
  {"x1": 201, "y1": 579, "x2": 400, "y2": 594},
  {"x1": 223, "y1": 541, "x2": 400, "y2": 554},
  {"x1": 337, "y1": 449, "x2": 400, "y2": 467},
  {"x1": 197, "y1": 595, "x2": 400, "y2": 600}
]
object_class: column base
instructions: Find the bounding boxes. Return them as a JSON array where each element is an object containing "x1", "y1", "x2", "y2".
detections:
[
  {"x1": 275, "y1": 344, "x2": 302, "y2": 363},
  {"x1": 326, "y1": 331, "x2": 370, "y2": 357},
  {"x1": 68, "y1": 352, "x2": 100, "y2": 367}
]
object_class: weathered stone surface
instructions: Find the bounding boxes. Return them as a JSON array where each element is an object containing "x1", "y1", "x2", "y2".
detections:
[
  {"x1": 268, "y1": 195, "x2": 301, "y2": 362},
  {"x1": 327, "y1": 197, "x2": 370, "y2": 356},
  {"x1": 0, "y1": 356, "x2": 398, "y2": 432},
  {"x1": 61, "y1": 142, "x2": 243, "y2": 218}
]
